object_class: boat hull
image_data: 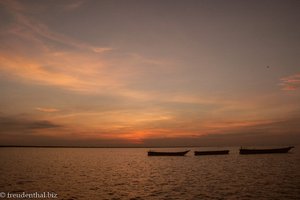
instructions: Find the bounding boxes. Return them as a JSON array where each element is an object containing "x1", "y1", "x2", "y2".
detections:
[
  {"x1": 194, "y1": 150, "x2": 229, "y2": 156},
  {"x1": 148, "y1": 150, "x2": 190, "y2": 156},
  {"x1": 240, "y1": 146, "x2": 294, "y2": 155}
]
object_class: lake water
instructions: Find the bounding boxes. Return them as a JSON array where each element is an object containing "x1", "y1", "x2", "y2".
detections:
[{"x1": 0, "y1": 147, "x2": 299, "y2": 200}]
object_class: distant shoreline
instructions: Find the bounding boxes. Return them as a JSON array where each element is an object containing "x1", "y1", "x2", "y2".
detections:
[
  {"x1": 0, "y1": 145, "x2": 296, "y2": 148},
  {"x1": 0, "y1": 145, "x2": 202, "y2": 148}
]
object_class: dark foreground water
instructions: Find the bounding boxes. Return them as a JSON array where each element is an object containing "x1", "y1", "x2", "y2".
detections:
[{"x1": 0, "y1": 147, "x2": 299, "y2": 200}]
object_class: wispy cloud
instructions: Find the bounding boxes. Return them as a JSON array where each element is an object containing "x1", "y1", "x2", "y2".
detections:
[
  {"x1": 62, "y1": 1, "x2": 85, "y2": 11},
  {"x1": 279, "y1": 73, "x2": 300, "y2": 91},
  {"x1": 1, "y1": 0, "x2": 109, "y2": 54},
  {"x1": 0, "y1": 0, "x2": 171, "y2": 100},
  {"x1": 35, "y1": 107, "x2": 60, "y2": 113},
  {"x1": 92, "y1": 47, "x2": 114, "y2": 53},
  {"x1": 0, "y1": 2, "x2": 118, "y2": 93}
]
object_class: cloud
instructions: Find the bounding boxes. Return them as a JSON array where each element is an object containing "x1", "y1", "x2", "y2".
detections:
[
  {"x1": 1, "y1": 0, "x2": 109, "y2": 54},
  {"x1": 0, "y1": 115, "x2": 62, "y2": 133},
  {"x1": 0, "y1": 0, "x2": 170, "y2": 100},
  {"x1": 35, "y1": 107, "x2": 60, "y2": 113},
  {"x1": 1, "y1": 115, "x2": 299, "y2": 147},
  {"x1": 62, "y1": 1, "x2": 84, "y2": 11},
  {"x1": 142, "y1": 116, "x2": 300, "y2": 147},
  {"x1": 0, "y1": 1, "x2": 116, "y2": 91},
  {"x1": 92, "y1": 47, "x2": 114, "y2": 53},
  {"x1": 28, "y1": 120, "x2": 61, "y2": 129},
  {"x1": 279, "y1": 73, "x2": 300, "y2": 91}
]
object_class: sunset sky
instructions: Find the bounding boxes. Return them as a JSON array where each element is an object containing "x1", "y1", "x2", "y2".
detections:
[{"x1": 0, "y1": 0, "x2": 299, "y2": 147}]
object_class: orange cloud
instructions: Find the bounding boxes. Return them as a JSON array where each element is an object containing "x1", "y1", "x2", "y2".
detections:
[
  {"x1": 279, "y1": 73, "x2": 300, "y2": 91},
  {"x1": 0, "y1": 1, "x2": 126, "y2": 96},
  {"x1": 202, "y1": 119, "x2": 275, "y2": 131},
  {"x1": 0, "y1": 0, "x2": 173, "y2": 100},
  {"x1": 35, "y1": 107, "x2": 60, "y2": 113}
]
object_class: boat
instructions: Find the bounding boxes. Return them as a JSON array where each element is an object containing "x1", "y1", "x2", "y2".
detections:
[
  {"x1": 194, "y1": 150, "x2": 229, "y2": 156},
  {"x1": 239, "y1": 146, "x2": 294, "y2": 155},
  {"x1": 148, "y1": 150, "x2": 190, "y2": 156}
]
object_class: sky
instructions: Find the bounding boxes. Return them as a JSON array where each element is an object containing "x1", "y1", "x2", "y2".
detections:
[{"x1": 0, "y1": 0, "x2": 299, "y2": 147}]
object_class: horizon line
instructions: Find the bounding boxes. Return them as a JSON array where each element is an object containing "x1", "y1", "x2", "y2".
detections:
[{"x1": 0, "y1": 145, "x2": 296, "y2": 148}]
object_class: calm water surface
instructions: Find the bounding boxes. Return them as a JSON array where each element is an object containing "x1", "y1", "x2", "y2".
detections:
[{"x1": 0, "y1": 147, "x2": 299, "y2": 200}]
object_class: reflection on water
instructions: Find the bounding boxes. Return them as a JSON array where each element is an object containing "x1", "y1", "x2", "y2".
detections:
[{"x1": 0, "y1": 147, "x2": 299, "y2": 199}]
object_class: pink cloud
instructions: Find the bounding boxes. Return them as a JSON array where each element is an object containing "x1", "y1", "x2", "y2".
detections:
[{"x1": 279, "y1": 73, "x2": 300, "y2": 91}]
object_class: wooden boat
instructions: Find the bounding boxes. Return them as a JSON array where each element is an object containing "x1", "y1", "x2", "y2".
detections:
[
  {"x1": 148, "y1": 150, "x2": 190, "y2": 156},
  {"x1": 194, "y1": 150, "x2": 229, "y2": 156},
  {"x1": 239, "y1": 146, "x2": 294, "y2": 155}
]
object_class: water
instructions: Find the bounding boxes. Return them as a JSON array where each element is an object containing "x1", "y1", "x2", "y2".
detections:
[{"x1": 0, "y1": 147, "x2": 299, "y2": 200}]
